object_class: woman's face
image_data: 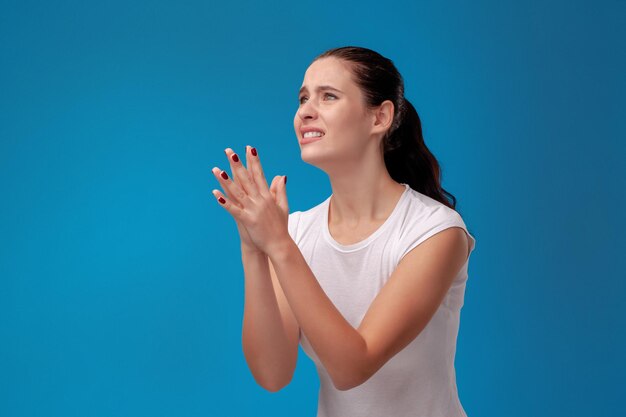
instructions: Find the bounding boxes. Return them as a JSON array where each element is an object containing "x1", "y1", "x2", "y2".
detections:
[{"x1": 294, "y1": 57, "x2": 374, "y2": 168}]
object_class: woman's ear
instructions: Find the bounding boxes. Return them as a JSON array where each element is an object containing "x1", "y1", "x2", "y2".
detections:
[{"x1": 370, "y1": 100, "x2": 395, "y2": 136}]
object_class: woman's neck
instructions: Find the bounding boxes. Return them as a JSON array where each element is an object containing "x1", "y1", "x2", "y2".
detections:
[{"x1": 327, "y1": 175, "x2": 405, "y2": 228}]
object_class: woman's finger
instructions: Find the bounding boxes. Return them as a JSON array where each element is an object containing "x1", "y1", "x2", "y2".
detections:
[
  {"x1": 224, "y1": 148, "x2": 260, "y2": 199},
  {"x1": 245, "y1": 145, "x2": 271, "y2": 197},
  {"x1": 268, "y1": 174, "x2": 281, "y2": 201},
  {"x1": 211, "y1": 166, "x2": 247, "y2": 210},
  {"x1": 211, "y1": 189, "x2": 245, "y2": 220}
]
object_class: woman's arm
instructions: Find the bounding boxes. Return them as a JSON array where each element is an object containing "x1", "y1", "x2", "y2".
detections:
[
  {"x1": 241, "y1": 246, "x2": 299, "y2": 392},
  {"x1": 210, "y1": 147, "x2": 468, "y2": 391},
  {"x1": 267, "y1": 226, "x2": 469, "y2": 391}
]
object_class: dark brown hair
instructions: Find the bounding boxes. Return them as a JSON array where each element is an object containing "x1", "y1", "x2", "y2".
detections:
[{"x1": 314, "y1": 46, "x2": 458, "y2": 210}]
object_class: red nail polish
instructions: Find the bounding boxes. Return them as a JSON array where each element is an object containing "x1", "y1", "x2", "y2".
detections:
[
  {"x1": 284, "y1": 176, "x2": 287, "y2": 184},
  {"x1": 251, "y1": 147, "x2": 257, "y2": 156},
  {"x1": 232, "y1": 153, "x2": 239, "y2": 163},
  {"x1": 221, "y1": 171, "x2": 228, "y2": 180},
  {"x1": 218, "y1": 196, "x2": 226, "y2": 204}
]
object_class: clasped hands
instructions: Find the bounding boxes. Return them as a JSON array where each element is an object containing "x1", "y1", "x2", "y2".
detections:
[{"x1": 211, "y1": 146, "x2": 290, "y2": 256}]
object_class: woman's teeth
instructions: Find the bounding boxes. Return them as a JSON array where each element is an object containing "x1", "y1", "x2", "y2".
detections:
[{"x1": 303, "y1": 131, "x2": 324, "y2": 138}]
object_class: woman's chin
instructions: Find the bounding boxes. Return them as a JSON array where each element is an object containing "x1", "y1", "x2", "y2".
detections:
[
  {"x1": 300, "y1": 148, "x2": 324, "y2": 165},
  {"x1": 301, "y1": 149, "x2": 341, "y2": 172}
]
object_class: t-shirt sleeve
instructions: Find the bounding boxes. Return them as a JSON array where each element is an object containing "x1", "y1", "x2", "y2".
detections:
[
  {"x1": 396, "y1": 208, "x2": 476, "y2": 264},
  {"x1": 287, "y1": 211, "x2": 301, "y2": 242}
]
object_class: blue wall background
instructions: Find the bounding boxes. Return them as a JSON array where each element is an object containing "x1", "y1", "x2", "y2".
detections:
[{"x1": 1, "y1": 0, "x2": 624, "y2": 416}]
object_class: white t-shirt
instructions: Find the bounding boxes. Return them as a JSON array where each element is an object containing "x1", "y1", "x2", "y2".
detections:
[{"x1": 287, "y1": 183, "x2": 476, "y2": 417}]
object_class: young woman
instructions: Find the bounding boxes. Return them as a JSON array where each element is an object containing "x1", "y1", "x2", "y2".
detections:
[{"x1": 211, "y1": 46, "x2": 476, "y2": 417}]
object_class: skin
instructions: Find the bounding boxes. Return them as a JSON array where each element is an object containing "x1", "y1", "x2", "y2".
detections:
[
  {"x1": 295, "y1": 56, "x2": 407, "y2": 231},
  {"x1": 211, "y1": 56, "x2": 470, "y2": 391}
]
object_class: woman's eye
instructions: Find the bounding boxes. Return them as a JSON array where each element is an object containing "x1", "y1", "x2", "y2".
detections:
[{"x1": 298, "y1": 93, "x2": 336, "y2": 105}]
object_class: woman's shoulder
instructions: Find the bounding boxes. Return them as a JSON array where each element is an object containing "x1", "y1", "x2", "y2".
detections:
[
  {"x1": 394, "y1": 187, "x2": 475, "y2": 262},
  {"x1": 289, "y1": 195, "x2": 329, "y2": 221},
  {"x1": 402, "y1": 186, "x2": 461, "y2": 221},
  {"x1": 288, "y1": 196, "x2": 330, "y2": 239},
  {"x1": 399, "y1": 187, "x2": 472, "y2": 244}
]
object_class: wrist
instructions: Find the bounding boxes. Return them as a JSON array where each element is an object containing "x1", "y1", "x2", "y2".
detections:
[
  {"x1": 240, "y1": 245, "x2": 266, "y2": 258},
  {"x1": 266, "y1": 236, "x2": 296, "y2": 263}
]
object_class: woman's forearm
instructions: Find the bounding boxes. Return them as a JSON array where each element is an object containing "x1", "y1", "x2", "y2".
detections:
[
  {"x1": 240, "y1": 247, "x2": 297, "y2": 391},
  {"x1": 267, "y1": 239, "x2": 368, "y2": 391}
]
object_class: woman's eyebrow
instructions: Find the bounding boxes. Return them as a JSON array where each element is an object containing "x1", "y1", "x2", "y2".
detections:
[{"x1": 298, "y1": 85, "x2": 343, "y2": 96}]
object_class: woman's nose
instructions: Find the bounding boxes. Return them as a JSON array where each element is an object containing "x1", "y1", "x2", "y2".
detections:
[{"x1": 297, "y1": 99, "x2": 317, "y2": 120}]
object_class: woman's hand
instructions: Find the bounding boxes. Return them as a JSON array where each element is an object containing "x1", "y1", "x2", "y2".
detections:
[{"x1": 211, "y1": 146, "x2": 290, "y2": 256}]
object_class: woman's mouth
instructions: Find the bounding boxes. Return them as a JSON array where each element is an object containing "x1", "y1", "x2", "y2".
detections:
[{"x1": 301, "y1": 131, "x2": 324, "y2": 144}]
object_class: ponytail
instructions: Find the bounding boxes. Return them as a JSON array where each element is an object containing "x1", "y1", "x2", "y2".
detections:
[
  {"x1": 382, "y1": 98, "x2": 457, "y2": 210},
  {"x1": 315, "y1": 46, "x2": 459, "y2": 212}
]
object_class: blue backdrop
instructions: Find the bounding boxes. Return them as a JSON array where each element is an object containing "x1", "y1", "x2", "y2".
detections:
[{"x1": 1, "y1": 0, "x2": 624, "y2": 416}]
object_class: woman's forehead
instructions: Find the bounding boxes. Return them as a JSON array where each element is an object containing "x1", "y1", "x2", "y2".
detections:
[{"x1": 301, "y1": 57, "x2": 354, "y2": 89}]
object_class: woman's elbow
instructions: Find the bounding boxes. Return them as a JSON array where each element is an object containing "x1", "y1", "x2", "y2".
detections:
[
  {"x1": 331, "y1": 367, "x2": 372, "y2": 391},
  {"x1": 262, "y1": 381, "x2": 290, "y2": 393},
  {"x1": 254, "y1": 373, "x2": 293, "y2": 393},
  {"x1": 332, "y1": 377, "x2": 364, "y2": 392}
]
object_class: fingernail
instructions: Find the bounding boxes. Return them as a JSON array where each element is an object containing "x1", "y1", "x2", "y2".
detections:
[
  {"x1": 221, "y1": 171, "x2": 229, "y2": 180},
  {"x1": 284, "y1": 175, "x2": 287, "y2": 185},
  {"x1": 218, "y1": 196, "x2": 226, "y2": 204},
  {"x1": 231, "y1": 153, "x2": 239, "y2": 163},
  {"x1": 251, "y1": 147, "x2": 257, "y2": 157}
]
